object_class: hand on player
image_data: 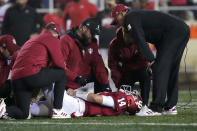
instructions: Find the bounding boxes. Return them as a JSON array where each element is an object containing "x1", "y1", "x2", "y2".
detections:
[{"x1": 67, "y1": 88, "x2": 76, "y2": 96}]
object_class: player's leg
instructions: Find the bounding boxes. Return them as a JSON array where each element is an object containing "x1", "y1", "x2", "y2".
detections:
[
  {"x1": 24, "y1": 68, "x2": 66, "y2": 110},
  {"x1": 61, "y1": 92, "x2": 85, "y2": 117},
  {"x1": 31, "y1": 91, "x2": 79, "y2": 118},
  {"x1": 30, "y1": 100, "x2": 52, "y2": 117}
]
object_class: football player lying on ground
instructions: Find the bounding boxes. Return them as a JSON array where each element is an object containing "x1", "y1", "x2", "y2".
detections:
[{"x1": 30, "y1": 85, "x2": 142, "y2": 118}]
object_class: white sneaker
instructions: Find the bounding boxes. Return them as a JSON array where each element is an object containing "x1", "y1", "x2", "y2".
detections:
[
  {"x1": 2, "y1": 113, "x2": 15, "y2": 120},
  {"x1": 162, "y1": 106, "x2": 178, "y2": 115},
  {"x1": 0, "y1": 98, "x2": 6, "y2": 118},
  {"x1": 136, "y1": 105, "x2": 149, "y2": 116},
  {"x1": 52, "y1": 109, "x2": 71, "y2": 119},
  {"x1": 136, "y1": 105, "x2": 162, "y2": 116}
]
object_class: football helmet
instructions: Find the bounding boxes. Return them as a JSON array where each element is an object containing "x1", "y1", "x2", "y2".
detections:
[{"x1": 119, "y1": 85, "x2": 142, "y2": 114}]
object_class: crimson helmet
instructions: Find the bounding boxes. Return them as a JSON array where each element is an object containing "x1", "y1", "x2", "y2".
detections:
[
  {"x1": 126, "y1": 92, "x2": 142, "y2": 115},
  {"x1": 111, "y1": 4, "x2": 129, "y2": 25},
  {"x1": 119, "y1": 85, "x2": 142, "y2": 115}
]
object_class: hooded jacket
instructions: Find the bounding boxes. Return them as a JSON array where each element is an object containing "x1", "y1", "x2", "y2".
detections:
[
  {"x1": 108, "y1": 27, "x2": 148, "y2": 87},
  {"x1": 11, "y1": 30, "x2": 65, "y2": 80},
  {"x1": 60, "y1": 28, "x2": 109, "y2": 89}
]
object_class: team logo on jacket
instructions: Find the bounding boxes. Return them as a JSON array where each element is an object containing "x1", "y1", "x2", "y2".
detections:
[
  {"x1": 127, "y1": 24, "x2": 132, "y2": 31},
  {"x1": 88, "y1": 48, "x2": 93, "y2": 54}
]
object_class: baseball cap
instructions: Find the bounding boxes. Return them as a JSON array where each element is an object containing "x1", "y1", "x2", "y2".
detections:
[
  {"x1": 111, "y1": 4, "x2": 129, "y2": 25},
  {"x1": 0, "y1": 35, "x2": 19, "y2": 54},
  {"x1": 45, "y1": 22, "x2": 61, "y2": 35},
  {"x1": 81, "y1": 17, "x2": 100, "y2": 35}
]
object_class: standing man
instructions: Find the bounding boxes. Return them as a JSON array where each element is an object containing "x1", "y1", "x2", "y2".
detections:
[
  {"x1": 0, "y1": 0, "x2": 13, "y2": 34},
  {"x1": 108, "y1": 27, "x2": 151, "y2": 111},
  {"x1": 60, "y1": 17, "x2": 111, "y2": 93},
  {"x1": 0, "y1": 22, "x2": 67, "y2": 119},
  {"x1": 111, "y1": 4, "x2": 190, "y2": 116},
  {"x1": 2, "y1": 0, "x2": 43, "y2": 46}
]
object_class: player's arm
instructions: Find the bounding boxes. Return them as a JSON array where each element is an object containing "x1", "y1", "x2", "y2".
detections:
[
  {"x1": 67, "y1": 88, "x2": 115, "y2": 109},
  {"x1": 67, "y1": 88, "x2": 102, "y2": 104}
]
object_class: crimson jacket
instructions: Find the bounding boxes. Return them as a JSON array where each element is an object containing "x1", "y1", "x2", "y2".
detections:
[
  {"x1": 0, "y1": 52, "x2": 17, "y2": 87},
  {"x1": 11, "y1": 30, "x2": 65, "y2": 80},
  {"x1": 60, "y1": 28, "x2": 109, "y2": 89},
  {"x1": 108, "y1": 28, "x2": 148, "y2": 87},
  {"x1": 63, "y1": 0, "x2": 98, "y2": 30}
]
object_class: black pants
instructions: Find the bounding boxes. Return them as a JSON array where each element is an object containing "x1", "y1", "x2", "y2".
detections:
[
  {"x1": 88, "y1": 68, "x2": 110, "y2": 94},
  {"x1": 0, "y1": 80, "x2": 15, "y2": 106},
  {"x1": 0, "y1": 80, "x2": 11, "y2": 98},
  {"x1": 120, "y1": 67, "x2": 151, "y2": 106},
  {"x1": 150, "y1": 24, "x2": 190, "y2": 112},
  {"x1": 6, "y1": 67, "x2": 66, "y2": 119}
]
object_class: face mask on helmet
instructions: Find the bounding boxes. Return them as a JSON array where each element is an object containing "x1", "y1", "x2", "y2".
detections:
[
  {"x1": 126, "y1": 91, "x2": 142, "y2": 115},
  {"x1": 119, "y1": 85, "x2": 142, "y2": 114}
]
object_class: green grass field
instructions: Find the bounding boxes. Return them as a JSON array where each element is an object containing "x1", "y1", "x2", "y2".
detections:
[{"x1": 0, "y1": 90, "x2": 197, "y2": 131}]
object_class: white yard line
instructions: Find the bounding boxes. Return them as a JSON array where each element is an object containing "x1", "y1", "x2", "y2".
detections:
[
  {"x1": 178, "y1": 102, "x2": 197, "y2": 105},
  {"x1": 0, "y1": 121, "x2": 197, "y2": 126}
]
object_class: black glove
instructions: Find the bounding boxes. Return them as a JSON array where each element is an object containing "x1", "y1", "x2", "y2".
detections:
[
  {"x1": 101, "y1": 84, "x2": 112, "y2": 92},
  {"x1": 74, "y1": 76, "x2": 88, "y2": 86}
]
